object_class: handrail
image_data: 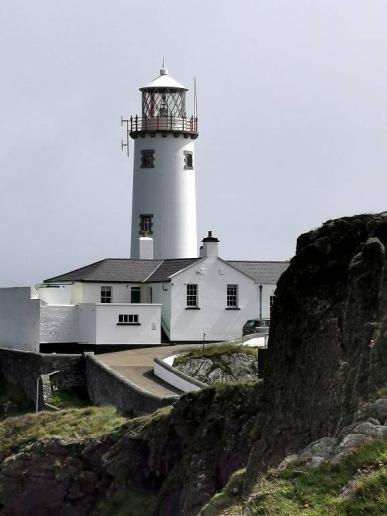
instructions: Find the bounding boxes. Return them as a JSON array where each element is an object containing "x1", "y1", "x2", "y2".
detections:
[{"x1": 128, "y1": 115, "x2": 198, "y2": 135}]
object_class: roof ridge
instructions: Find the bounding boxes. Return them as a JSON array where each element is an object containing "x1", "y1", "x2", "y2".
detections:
[
  {"x1": 227, "y1": 260, "x2": 290, "y2": 263},
  {"x1": 143, "y1": 260, "x2": 165, "y2": 282}
]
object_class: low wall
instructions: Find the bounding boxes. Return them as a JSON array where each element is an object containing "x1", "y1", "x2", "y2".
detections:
[
  {"x1": 85, "y1": 353, "x2": 177, "y2": 417},
  {"x1": 0, "y1": 347, "x2": 86, "y2": 405},
  {"x1": 0, "y1": 287, "x2": 40, "y2": 352},
  {"x1": 154, "y1": 354, "x2": 207, "y2": 393}
]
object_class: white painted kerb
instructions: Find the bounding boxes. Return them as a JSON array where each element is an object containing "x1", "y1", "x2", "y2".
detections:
[{"x1": 154, "y1": 353, "x2": 206, "y2": 393}]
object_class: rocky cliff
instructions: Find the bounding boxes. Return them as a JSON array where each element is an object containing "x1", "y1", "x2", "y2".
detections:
[
  {"x1": 0, "y1": 382, "x2": 261, "y2": 515},
  {"x1": 246, "y1": 212, "x2": 387, "y2": 485}
]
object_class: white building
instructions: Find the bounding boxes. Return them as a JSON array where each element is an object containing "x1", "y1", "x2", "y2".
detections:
[
  {"x1": 0, "y1": 232, "x2": 287, "y2": 352},
  {"x1": 0, "y1": 66, "x2": 289, "y2": 352}
]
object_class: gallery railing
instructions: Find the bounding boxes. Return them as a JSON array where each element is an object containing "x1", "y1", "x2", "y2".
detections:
[{"x1": 128, "y1": 115, "x2": 198, "y2": 136}]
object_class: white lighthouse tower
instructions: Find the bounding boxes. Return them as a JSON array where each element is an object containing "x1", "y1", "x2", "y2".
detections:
[{"x1": 127, "y1": 64, "x2": 199, "y2": 259}]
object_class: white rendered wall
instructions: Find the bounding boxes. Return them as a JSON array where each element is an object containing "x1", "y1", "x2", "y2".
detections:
[
  {"x1": 169, "y1": 257, "x2": 260, "y2": 342},
  {"x1": 131, "y1": 134, "x2": 198, "y2": 259},
  {"x1": 40, "y1": 305, "x2": 79, "y2": 343},
  {"x1": 260, "y1": 284, "x2": 277, "y2": 319},
  {"x1": 78, "y1": 304, "x2": 97, "y2": 344},
  {"x1": 38, "y1": 284, "x2": 73, "y2": 305},
  {"x1": 81, "y1": 283, "x2": 135, "y2": 304},
  {"x1": 0, "y1": 287, "x2": 40, "y2": 352},
  {"x1": 95, "y1": 303, "x2": 161, "y2": 345},
  {"x1": 150, "y1": 283, "x2": 171, "y2": 336}
]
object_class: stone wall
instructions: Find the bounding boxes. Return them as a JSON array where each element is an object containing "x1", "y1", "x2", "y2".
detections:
[
  {"x1": 85, "y1": 353, "x2": 176, "y2": 416},
  {"x1": 0, "y1": 347, "x2": 86, "y2": 405}
]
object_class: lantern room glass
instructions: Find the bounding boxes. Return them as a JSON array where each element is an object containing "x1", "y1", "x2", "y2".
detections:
[{"x1": 142, "y1": 89, "x2": 186, "y2": 118}]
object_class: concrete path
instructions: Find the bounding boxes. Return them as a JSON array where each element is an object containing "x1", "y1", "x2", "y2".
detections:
[{"x1": 97, "y1": 344, "x2": 199, "y2": 399}]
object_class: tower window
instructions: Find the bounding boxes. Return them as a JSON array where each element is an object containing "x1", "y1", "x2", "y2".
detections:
[
  {"x1": 186, "y1": 284, "x2": 198, "y2": 308},
  {"x1": 101, "y1": 286, "x2": 112, "y2": 303},
  {"x1": 141, "y1": 149, "x2": 155, "y2": 168},
  {"x1": 139, "y1": 214, "x2": 153, "y2": 236},
  {"x1": 226, "y1": 284, "x2": 238, "y2": 308},
  {"x1": 184, "y1": 151, "x2": 193, "y2": 170}
]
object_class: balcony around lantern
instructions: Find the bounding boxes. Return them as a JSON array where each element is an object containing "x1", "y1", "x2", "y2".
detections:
[{"x1": 128, "y1": 115, "x2": 198, "y2": 139}]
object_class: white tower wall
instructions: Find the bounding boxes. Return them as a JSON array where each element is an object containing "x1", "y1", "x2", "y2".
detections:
[{"x1": 130, "y1": 134, "x2": 197, "y2": 259}]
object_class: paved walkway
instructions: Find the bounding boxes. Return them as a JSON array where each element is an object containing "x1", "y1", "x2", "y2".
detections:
[{"x1": 97, "y1": 344, "x2": 199, "y2": 398}]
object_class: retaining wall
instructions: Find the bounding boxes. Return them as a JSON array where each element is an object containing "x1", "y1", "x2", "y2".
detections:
[
  {"x1": 85, "y1": 353, "x2": 177, "y2": 417},
  {"x1": 0, "y1": 347, "x2": 86, "y2": 404}
]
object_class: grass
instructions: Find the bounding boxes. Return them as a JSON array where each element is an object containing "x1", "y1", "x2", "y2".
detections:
[
  {"x1": 50, "y1": 387, "x2": 90, "y2": 409},
  {"x1": 239, "y1": 437, "x2": 387, "y2": 515},
  {"x1": 0, "y1": 405, "x2": 127, "y2": 461},
  {"x1": 173, "y1": 343, "x2": 257, "y2": 366}
]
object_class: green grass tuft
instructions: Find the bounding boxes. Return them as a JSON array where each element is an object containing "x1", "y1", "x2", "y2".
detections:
[
  {"x1": 0, "y1": 405, "x2": 126, "y2": 461},
  {"x1": 241, "y1": 437, "x2": 387, "y2": 515},
  {"x1": 174, "y1": 343, "x2": 257, "y2": 366}
]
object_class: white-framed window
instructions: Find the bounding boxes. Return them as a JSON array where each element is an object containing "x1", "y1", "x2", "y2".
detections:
[
  {"x1": 118, "y1": 314, "x2": 140, "y2": 325},
  {"x1": 227, "y1": 284, "x2": 238, "y2": 307},
  {"x1": 186, "y1": 284, "x2": 198, "y2": 308},
  {"x1": 101, "y1": 286, "x2": 112, "y2": 303},
  {"x1": 270, "y1": 295, "x2": 275, "y2": 316},
  {"x1": 184, "y1": 151, "x2": 193, "y2": 169},
  {"x1": 141, "y1": 149, "x2": 155, "y2": 168}
]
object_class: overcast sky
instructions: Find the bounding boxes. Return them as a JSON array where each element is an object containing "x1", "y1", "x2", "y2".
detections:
[{"x1": 1, "y1": 1, "x2": 387, "y2": 286}]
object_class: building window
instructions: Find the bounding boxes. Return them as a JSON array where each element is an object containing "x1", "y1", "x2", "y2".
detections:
[
  {"x1": 184, "y1": 151, "x2": 193, "y2": 169},
  {"x1": 117, "y1": 314, "x2": 140, "y2": 325},
  {"x1": 141, "y1": 149, "x2": 155, "y2": 168},
  {"x1": 186, "y1": 284, "x2": 198, "y2": 307},
  {"x1": 270, "y1": 295, "x2": 275, "y2": 317},
  {"x1": 139, "y1": 214, "x2": 153, "y2": 236},
  {"x1": 227, "y1": 284, "x2": 238, "y2": 308},
  {"x1": 131, "y1": 286, "x2": 141, "y2": 303},
  {"x1": 101, "y1": 286, "x2": 112, "y2": 303}
]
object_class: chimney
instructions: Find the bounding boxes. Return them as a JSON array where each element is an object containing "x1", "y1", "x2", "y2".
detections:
[
  {"x1": 139, "y1": 236, "x2": 154, "y2": 259},
  {"x1": 202, "y1": 231, "x2": 219, "y2": 258}
]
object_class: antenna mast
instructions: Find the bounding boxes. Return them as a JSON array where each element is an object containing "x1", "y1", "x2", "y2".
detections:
[
  {"x1": 194, "y1": 77, "x2": 198, "y2": 118},
  {"x1": 121, "y1": 116, "x2": 130, "y2": 157}
]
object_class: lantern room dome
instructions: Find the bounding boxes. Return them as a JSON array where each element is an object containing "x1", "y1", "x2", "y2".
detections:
[{"x1": 139, "y1": 67, "x2": 188, "y2": 91}]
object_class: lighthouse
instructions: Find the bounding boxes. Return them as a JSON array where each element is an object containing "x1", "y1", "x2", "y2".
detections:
[{"x1": 127, "y1": 64, "x2": 199, "y2": 259}]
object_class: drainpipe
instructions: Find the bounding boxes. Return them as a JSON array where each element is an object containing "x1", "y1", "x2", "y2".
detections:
[{"x1": 259, "y1": 285, "x2": 263, "y2": 320}]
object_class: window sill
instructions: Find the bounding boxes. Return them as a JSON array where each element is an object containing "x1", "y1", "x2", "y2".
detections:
[
  {"x1": 185, "y1": 307, "x2": 200, "y2": 310},
  {"x1": 225, "y1": 307, "x2": 240, "y2": 310},
  {"x1": 117, "y1": 323, "x2": 141, "y2": 326}
]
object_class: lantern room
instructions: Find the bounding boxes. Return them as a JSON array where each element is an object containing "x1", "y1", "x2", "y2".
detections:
[
  {"x1": 140, "y1": 66, "x2": 188, "y2": 118},
  {"x1": 127, "y1": 65, "x2": 198, "y2": 138}
]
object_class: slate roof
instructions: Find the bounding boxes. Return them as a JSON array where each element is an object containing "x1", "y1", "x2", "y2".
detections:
[
  {"x1": 44, "y1": 258, "x2": 289, "y2": 285},
  {"x1": 227, "y1": 261, "x2": 289, "y2": 284},
  {"x1": 45, "y1": 259, "x2": 163, "y2": 283}
]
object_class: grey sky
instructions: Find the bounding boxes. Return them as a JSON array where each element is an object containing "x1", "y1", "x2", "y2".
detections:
[{"x1": 1, "y1": 0, "x2": 387, "y2": 286}]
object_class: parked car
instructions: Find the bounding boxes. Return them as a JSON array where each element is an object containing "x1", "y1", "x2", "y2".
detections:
[{"x1": 242, "y1": 319, "x2": 270, "y2": 336}]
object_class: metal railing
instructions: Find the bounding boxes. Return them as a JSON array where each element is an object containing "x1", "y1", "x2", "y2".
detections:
[{"x1": 128, "y1": 115, "x2": 198, "y2": 135}]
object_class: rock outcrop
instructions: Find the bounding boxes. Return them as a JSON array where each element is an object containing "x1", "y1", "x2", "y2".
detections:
[
  {"x1": 174, "y1": 352, "x2": 258, "y2": 385},
  {"x1": 0, "y1": 382, "x2": 261, "y2": 516},
  {"x1": 246, "y1": 212, "x2": 387, "y2": 486}
]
